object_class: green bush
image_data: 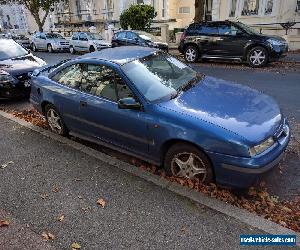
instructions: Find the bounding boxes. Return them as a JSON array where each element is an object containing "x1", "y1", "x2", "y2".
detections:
[{"x1": 120, "y1": 4, "x2": 157, "y2": 31}]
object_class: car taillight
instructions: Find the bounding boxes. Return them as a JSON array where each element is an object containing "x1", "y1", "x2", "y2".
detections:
[{"x1": 180, "y1": 31, "x2": 187, "y2": 41}]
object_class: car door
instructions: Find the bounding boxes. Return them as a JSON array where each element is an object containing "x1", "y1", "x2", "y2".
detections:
[
  {"x1": 50, "y1": 63, "x2": 86, "y2": 133},
  {"x1": 33, "y1": 33, "x2": 42, "y2": 49},
  {"x1": 39, "y1": 33, "x2": 47, "y2": 50},
  {"x1": 78, "y1": 33, "x2": 89, "y2": 52},
  {"x1": 77, "y1": 63, "x2": 149, "y2": 156},
  {"x1": 215, "y1": 23, "x2": 250, "y2": 57},
  {"x1": 71, "y1": 33, "x2": 79, "y2": 49}
]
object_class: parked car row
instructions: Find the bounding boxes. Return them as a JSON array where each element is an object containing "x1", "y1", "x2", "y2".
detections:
[{"x1": 0, "y1": 38, "x2": 290, "y2": 188}]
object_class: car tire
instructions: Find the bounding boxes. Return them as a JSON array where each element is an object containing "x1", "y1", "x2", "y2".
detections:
[
  {"x1": 47, "y1": 44, "x2": 54, "y2": 53},
  {"x1": 164, "y1": 143, "x2": 214, "y2": 184},
  {"x1": 32, "y1": 43, "x2": 37, "y2": 52},
  {"x1": 184, "y1": 45, "x2": 199, "y2": 63},
  {"x1": 89, "y1": 46, "x2": 95, "y2": 53},
  {"x1": 70, "y1": 46, "x2": 76, "y2": 54},
  {"x1": 247, "y1": 46, "x2": 268, "y2": 68},
  {"x1": 45, "y1": 104, "x2": 68, "y2": 136}
]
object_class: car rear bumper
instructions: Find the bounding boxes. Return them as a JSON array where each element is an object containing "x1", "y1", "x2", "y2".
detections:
[
  {"x1": 206, "y1": 121, "x2": 290, "y2": 188},
  {"x1": 0, "y1": 82, "x2": 30, "y2": 100}
]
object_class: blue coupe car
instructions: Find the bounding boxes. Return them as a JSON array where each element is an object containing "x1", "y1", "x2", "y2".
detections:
[{"x1": 29, "y1": 47, "x2": 290, "y2": 188}]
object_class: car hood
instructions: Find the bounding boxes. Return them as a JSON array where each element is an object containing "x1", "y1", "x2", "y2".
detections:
[
  {"x1": 0, "y1": 54, "x2": 46, "y2": 76},
  {"x1": 257, "y1": 34, "x2": 287, "y2": 43},
  {"x1": 158, "y1": 76, "x2": 282, "y2": 143}
]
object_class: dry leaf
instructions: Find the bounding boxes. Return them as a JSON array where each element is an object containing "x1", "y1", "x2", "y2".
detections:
[
  {"x1": 81, "y1": 207, "x2": 91, "y2": 212},
  {"x1": 0, "y1": 220, "x2": 10, "y2": 227},
  {"x1": 97, "y1": 198, "x2": 106, "y2": 208},
  {"x1": 52, "y1": 187, "x2": 60, "y2": 193},
  {"x1": 42, "y1": 232, "x2": 55, "y2": 240},
  {"x1": 71, "y1": 242, "x2": 81, "y2": 249},
  {"x1": 0, "y1": 161, "x2": 14, "y2": 169},
  {"x1": 58, "y1": 215, "x2": 65, "y2": 222},
  {"x1": 40, "y1": 193, "x2": 49, "y2": 199}
]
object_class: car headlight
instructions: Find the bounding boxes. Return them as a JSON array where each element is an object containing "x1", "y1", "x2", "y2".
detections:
[
  {"x1": 0, "y1": 72, "x2": 16, "y2": 87},
  {"x1": 249, "y1": 137, "x2": 275, "y2": 157},
  {"x1": 267, "y1": 39, "x2": 283, "y2": 46}
]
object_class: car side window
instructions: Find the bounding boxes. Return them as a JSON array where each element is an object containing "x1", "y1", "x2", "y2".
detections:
[
  {"x1": 126, "y1": 32, "x2": 137, "y2": 40},
  {"x1": 115, "y1": 74, "x2": 134, "y2": 100},
  {"x1": 117, "y1": 32, "x2": 126, "y2": 40},
  {"x1": 80, "y1": 64, "x2": 117, "y2": 102},
  {"x1": 218, "y1": 24, "x2": 240, "y2": 36},
  {"x1": 52, "y1": 64, "x2": 83, "y2": 89},
  {"x1": 72, "y1": 33, "x2": 79, "y2": 40},
  {"x1": 199, "y1": 24, "x2": 219, "y2": 35},
  {"x1": 40, "y1": 34, "x2": 46, "y2": 40},
  {"x1": 79, "y1": 33, "x2": 88, "y2": 41}
]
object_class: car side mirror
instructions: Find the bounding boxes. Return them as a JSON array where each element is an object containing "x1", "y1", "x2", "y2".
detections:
[{"x1": 118, "y1": 97, "x2": 141, "y2": 110}]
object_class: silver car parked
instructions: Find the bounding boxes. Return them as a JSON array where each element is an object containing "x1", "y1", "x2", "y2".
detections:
[
  {"x1": 31, "y1": 32, "x2": 70, "y2": 52},
  {"x1": 69, "y1": 32, "x2": 111, "y2": 54}
]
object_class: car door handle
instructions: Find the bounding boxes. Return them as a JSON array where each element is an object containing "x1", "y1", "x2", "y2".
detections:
[{"x1": 80, "y1": 101, "x2": 87, "y2": 107}]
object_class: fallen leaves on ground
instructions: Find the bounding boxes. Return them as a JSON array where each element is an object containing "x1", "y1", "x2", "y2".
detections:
[
  {"x1": 52, "y1": 187, "x2": 60, "y2": 193},
  {"x1": 71, "y1": 242, "x2": 81, "y2": 249},
  {"x1": 42, "y1": 231, "x2": 55, "y2": 240},
  {"x1": 0, "y1": 161, "x2": 14, "y2": 169},
  {"x1": 40, "y1": 193, "x2": 49, "y2": 199},
  {"x1": 9, "y1": 109, "x2": 49, "y2": 129},
  {"x1": 97, "y1": 198, "x2": 106, "y2": 208},
  {"x1": 0, "y1": 220, "x2": 10, "y2": 227},
  {"x1": 58, "y1": 214, "x2": 65, "y2": 222},
  {"x1": 9, "y1": 108, "x2": 300, "y2": 232}
]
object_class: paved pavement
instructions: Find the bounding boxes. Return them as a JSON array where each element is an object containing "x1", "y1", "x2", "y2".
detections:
[{"x1": 0, "y1": 116, "x2": 282, "y2": 250}]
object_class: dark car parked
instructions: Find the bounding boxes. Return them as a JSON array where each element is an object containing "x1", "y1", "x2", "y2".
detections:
[
  {"x1": 0, "y1": 39, "x2": 46, "y2": 99},
  {"x1": 178, "y1": 21, "x2": 288, "y2": 67},
  {"x1": 112, "y1": 30, "x2": 169, "y2": 52}
]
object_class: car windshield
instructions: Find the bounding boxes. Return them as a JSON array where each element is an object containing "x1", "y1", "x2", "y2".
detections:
[
  {"x1": 87, "y1": 33, "x2": 103, "y2": 40},
  {"x1": 122, "y1": 53, "x2": 201, "y2": 102},
  {"x1": 46, "y1": 33, "x2": 63, "y2": 39},
  {"x1": 136, "y1": 31, "x2": 161, "y2": 41},
  {"x1": 0, "y1": 39, "x2": 29, "y2": 61},
  {"x1": 236, "y1": 22, "x2": 259, "y2": 35}
]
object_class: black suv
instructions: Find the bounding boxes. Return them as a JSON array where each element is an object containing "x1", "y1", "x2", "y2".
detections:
[{"x1": 178, "y1": 21, "x2": 288, "y2": 67}]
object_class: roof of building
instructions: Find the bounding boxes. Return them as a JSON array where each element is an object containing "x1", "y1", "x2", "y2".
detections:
[{"x1": 79, "y1": 46, "x2": 158, "y2": 65}]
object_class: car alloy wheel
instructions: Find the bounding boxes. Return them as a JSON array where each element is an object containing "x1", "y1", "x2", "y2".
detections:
[
  {"x1": 247, "y1": 46, "x2": 268, "y2": 68},
  {"x1": 45, "y1": 105, "x2": 68, "y2": 136},
  {"x1": 184, "y1": 46, "x2": 199, "y2": 63},
  {"x1": 47, "y1": 44, "x2": 53, "y2": 53},
  {"x1": 171, "y1": 152, "x2": 207, "y2": 181},
  {"x1": 164, "y1": 143, "x2": 213, "y2": 184}
]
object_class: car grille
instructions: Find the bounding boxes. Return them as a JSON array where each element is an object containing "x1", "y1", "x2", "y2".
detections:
[{"x1": 60, "y1": 42, "x2": 69, "y2": 45}]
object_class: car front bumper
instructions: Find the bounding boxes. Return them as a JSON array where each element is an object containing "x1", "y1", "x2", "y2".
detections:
[
  {"x1": 268, "y1": 44, "x2": 288, "y2": 61},
  {"x1": 206, "y1": 121, "x2": 290, "y2": 188},
  {"x1": 0, "y1": 81, "x2": 31, "y2": 100},
  {"x1": 52, "y1": 44, "x2": 70, "y2": 51}
]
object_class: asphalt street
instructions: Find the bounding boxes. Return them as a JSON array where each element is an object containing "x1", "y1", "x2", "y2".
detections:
[{"x1": 0, "y1": 117, "x2": 281, "y2": 250}]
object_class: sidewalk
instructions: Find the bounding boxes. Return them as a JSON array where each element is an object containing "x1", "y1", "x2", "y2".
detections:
[{"x1": 0, "y1": 116, "x2": 291, "y2": 250}]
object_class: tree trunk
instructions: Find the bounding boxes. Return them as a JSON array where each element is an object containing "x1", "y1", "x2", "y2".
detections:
[{"x1": 194, "y1": 0, "x2": 205, "y2": 23}]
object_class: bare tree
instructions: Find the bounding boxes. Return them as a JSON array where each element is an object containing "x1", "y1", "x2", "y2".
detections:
[
  {"x1": 194, "y1": 0, "x2": 205, "y2": 23},
  {"x1": 0, "y1": 0, "x2": 60, "y2": 31}
]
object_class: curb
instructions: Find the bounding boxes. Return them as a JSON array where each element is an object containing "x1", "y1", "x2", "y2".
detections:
[{"x1": 0, "y1": 110, "x2": 299, "y2": 244}]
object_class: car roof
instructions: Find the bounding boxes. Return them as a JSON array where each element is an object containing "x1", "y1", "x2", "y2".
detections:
[{"x1": 79, "y1": 46, "x2": 158, "y2": 65}]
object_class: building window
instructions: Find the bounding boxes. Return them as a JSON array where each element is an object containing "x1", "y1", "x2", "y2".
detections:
[
  {"x1": 297, "y1": 0, "x2": 300, "y2": 12},
  {"x1": 178, "y1": 7, "x2": 190, "y2": 14},
  {"x1": 151, "y1": 0, "x2": 156, "y2": 8},
  {"x1": 229, "y1": 0, "x2": 237, "y2": 17},
  {"x1": 241, "y1": 0, "x2": 259, "y2": 16},
  {"x1": 136, "y1": 0, "x2": 144, "y2": 4},
  {"x1": 264, "y1": 0, "x2": 273, "y2": 14},
  {"x1": 162, "y1": 0, "x2": 166, "y2": 17}
]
